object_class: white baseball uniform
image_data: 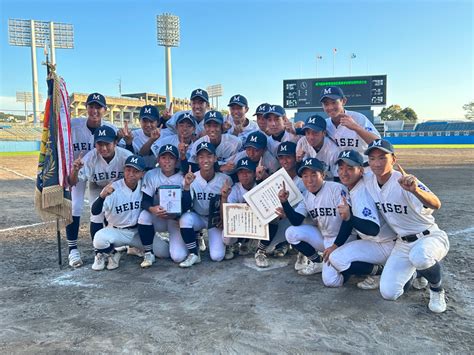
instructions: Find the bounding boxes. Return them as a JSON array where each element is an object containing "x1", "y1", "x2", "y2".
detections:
[
  {"x1": 266, "y1": 131, "x2": 299, "y2": 157},
  {"x1": 131, "y1": 129, "x2": 158, "y2": 170},
  {"x1": 230, "y1": 150, "x2": 280, "y2": 175},
  {"x1": 165, "y1": 110, "x2": 205, "y2": 138},
  {"x1": 189, "y1": 134, "x2": 242, "y2": 166},
  {"x1": 296, "y1": 136, "x2": 340, "y2": 179},
  {"x1": 151, "y1": 135, "x2": 192, "y2": 161},
  {"x1": 223, "y1": 114, "x2": 259, "y2": 147},
  {"x1": 364, "y1": 170, "x2": 449, "y2": 300}
]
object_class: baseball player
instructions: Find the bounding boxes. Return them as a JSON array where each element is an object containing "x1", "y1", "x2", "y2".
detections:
[
  {"x1": 90, "y1": 155, "x2": 146, "y2": 271},
  {"x1": 68, "y1": 125, "x2": 133, "y2": 242},
  {"x1": 264, "y1": 105, "x2": 299, "y2": 157},
  {"x1": 364, "y1": 139, "x2": 449, "y2": 313},
  {"x1": 320, "y1": 86, "x2": 380, "y2": 159},
  {"x1": 321, "y1": 149, "x2": 396, "y2": 289},
  {"x1": 253, "y1": 103, "x2": 271, "y2": 136},
  {"x1": 137, "y1": 144, "x2": 186, "y2": 267},
  {"x1": 130, "y1": 105, "x2": 162, "y2": 170},
  {"x1": 296, "y1": 114, "x2": 340, "y2": 180},
  {"x1": 66, "y1": 92, "x2": 117, "y2": 268},
  {"x1": 278, "y1": 158, "x2": 348, "y2": 286},
  {"x1": 224, "y1": 94, "x2": 258, "y2": 145},
  {"x1": 179, "y1": 142, "x2": 233, "y2": 267},
  {"x1": 187, "y1": 111, "x2": 242, "y2": 174}
]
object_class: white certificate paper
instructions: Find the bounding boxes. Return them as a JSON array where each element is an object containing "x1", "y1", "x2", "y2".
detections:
[
  {"x1": 223, "y1": 203, "x2": 269, "y2": 240},
  {"x1": 243, "y1": 168, "x2": 303, "y2": 224},
  {"x1": 159, "y1": 185, "x2": 182, "y2": 215}
]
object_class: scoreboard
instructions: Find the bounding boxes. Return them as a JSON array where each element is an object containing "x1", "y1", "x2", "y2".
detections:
[{"x1": 283, "y1": 75, "x2": 387, "y2": 109}]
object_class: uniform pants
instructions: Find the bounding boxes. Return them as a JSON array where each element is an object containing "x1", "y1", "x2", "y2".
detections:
[{"x1": 93, "y1": 227, "x2": 143, "y2": 251}]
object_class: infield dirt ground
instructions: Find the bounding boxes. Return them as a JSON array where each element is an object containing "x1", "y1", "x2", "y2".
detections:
[{"x1": 0, "y1": 149, "x2": 473, "y2": 354}]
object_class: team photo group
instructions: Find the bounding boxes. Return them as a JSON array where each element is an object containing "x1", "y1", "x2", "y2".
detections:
[{"x1": 66, "y1": 86, "x2": 450, "y2": 314}]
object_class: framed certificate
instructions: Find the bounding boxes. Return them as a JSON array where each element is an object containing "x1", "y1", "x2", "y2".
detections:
[
  {"x1": 158, "y1": 185, "x2": 182, "y2": 215},
  {"x1": 243, "y1": 168, "x2": 303, "y2": 225},
  {"x1": 222, "y1": 203, "x2": 269, "y2": 240}
]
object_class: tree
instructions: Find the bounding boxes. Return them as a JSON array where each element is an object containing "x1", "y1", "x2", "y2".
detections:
[
  {"x1": 380, "y1": 104, "x2": 418, "y2": 122},
  {"x1": 401, "y1": 107, "x2": 418, "y2": 121},
  {"x1": 462, "y1": 101, "x2": 474, "y2": 120}
]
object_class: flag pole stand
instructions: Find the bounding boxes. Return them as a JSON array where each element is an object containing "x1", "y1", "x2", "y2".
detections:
[{"x1": 56, "y1": 218, "x2": 62, "y2": 266}]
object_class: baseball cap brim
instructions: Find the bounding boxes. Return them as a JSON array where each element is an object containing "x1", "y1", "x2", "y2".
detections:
[
  {"x1": 191, "y1": 94, "x2": 209, "y2": 103},
  {"x1": 263, "y1": 111, "x2": 283, "y2": 118},
  {"x1": 364, "y1": 146, "x2": 393, "y2": 155},
  {"x1": 87, "y1": 99, "x2": 107, "y2": 108},
  {"x1": 297, "y1": 165, "x2": 324, "y2": 176},
  {"x1": 244, "y1": 141, "x2": 265, "y2": 150},
  {"x1": 303, "y1": 124, "x2": 325, "y2": 132},
  {"x1": 205, "y1": 118, "x2": 223, "y2": 125},
  {"x1": 159, "y1": 150, "x2": 179, "y2": 158},
  {"x1": 228, "y1": 102, "x2": 246, "y2": 107},
  {"x1": 95, "y1": 136, "x2": 115, "y2": 143},
  {"x1": 336, "y1": 157, "x2": 362, "y2": 167},
  {"x1": 197, "y1": 147, "x2": 215, "y2": 155},
  {"x1": 177, "y1": 117, "x2": 196, "y2": 127},
  {"x1": 125, "y1": 162, "x2": 145, "y2": 171},
  {"x1": 320, "y1": 94, "x2": 343, "y2": 102}
]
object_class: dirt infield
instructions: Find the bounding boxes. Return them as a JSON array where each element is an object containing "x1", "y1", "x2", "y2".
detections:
[{"x1": 0, "y1": 151, "x2": 473, "y2": 353}]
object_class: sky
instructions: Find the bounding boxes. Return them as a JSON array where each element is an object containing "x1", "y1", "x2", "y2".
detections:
[{"x1": 0, "y1": 0, "x2": 472, "y2": 121}]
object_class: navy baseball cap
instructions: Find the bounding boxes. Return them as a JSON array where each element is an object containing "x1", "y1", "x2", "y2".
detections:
[
  {"x1": 303, "y1": 114, "x2": 326, "y2": 132},
  {"x1": 196, "y1": 141, "x2": 216, "y2": 155},
  {"x1": 336, "y1": 150, "x2": 364, "y2": 167},
  {"x1": 190, "y1": 88, "x2": 209, "y2": 103},
  {"x1": 176, "y1": 112, "x2": 197, "y2": 127},
  {"x1": 204, "y1": 110, "x2": 224, "y2": 125},
  {"x1": 253, "y1": 103, "x2": 270, "y2": 116},
  {"x1": 228, "y1": 94, "x2": 248, "y2": 108},
  {"x1": 277, "y1": 141, "x2": 296, "y2": 157},
  {"x1": 364, "y1": 139, "x2": 395, "y2": 155},
  {"x1": 125, "y1": 155, "x2": 146, "y2": 171},
  {"x1": 244, "y1": 131, "x2": 267, "y2": 150},
  {"x1": 298, "y1": 158, "x2": 326, "y2": 176},
  {"x1": 320, "y1": 86, "x2": 345, "y2": 102},
  {"x1": 263, "y1": 105, "x2": 286, "y2": 118},
  {"x1": 235, "y1": 158, "x2": 257, "y2": 172},
  {"x1": 139, "y1": 105, "x2": 160, "y2": 121},
  {"x1": 158, "y1": 144, "x2": 179, "y2": 158},
  {"x1": 86, "y1": 93, "x2": 107, "y2": 108},
  {"x1": 94, "y1": 125, "x2": 116, "y2": 144}
]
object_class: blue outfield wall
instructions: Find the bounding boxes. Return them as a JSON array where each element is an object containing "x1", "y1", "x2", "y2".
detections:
[
  {"x1": 384, "y1": 135, "x2": 474, "y2": 145},
  {"x1": 0, "y1": 141, "x2": 41, "y2": 152}
]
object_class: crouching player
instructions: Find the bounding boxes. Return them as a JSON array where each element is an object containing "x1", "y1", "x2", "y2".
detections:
[
  {"x1": 91, "y1": 155, "x2": 146, "y2": 271},
  {"x1": 322, "y1": 150, "x2": 396, "y2": 289},
  {"x1": 137, "y1": 144, "x2": 186, "y2": 268},
  {"x1": 179, "y1": 142, "x2": 233, "y2": 267}
]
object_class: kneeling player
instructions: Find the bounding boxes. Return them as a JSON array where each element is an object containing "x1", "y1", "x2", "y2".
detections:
[{"x1": 91, "y1": 155, "x2": 146, "y2": 270}]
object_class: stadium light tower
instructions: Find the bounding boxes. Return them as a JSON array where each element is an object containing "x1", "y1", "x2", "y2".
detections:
[
  {"x1": 157, "y1": 13, "x2": 180, "y2": 108},
  {"x1": 206, "y1": 84, "x2": 223, "y2": 110},
  {"x1": 8, "y1": 19, "x2": 74, "y2": 125},
  {"x1": 16, "y1": 91, "x2": 43, "y2": 122}
]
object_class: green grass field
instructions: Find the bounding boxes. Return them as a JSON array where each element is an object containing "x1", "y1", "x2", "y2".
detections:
[{"x1": 0, "y1": 151, "x2": 40, "y2": 157}]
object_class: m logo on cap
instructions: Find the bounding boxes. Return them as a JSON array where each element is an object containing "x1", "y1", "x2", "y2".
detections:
[
  {"x1": 258, "y1": 105, "x2": 266, "y2": 111},
  {"x1": 280, "y1": 145, "x2": 287, "y2": 152},
  {"x1": 144, "y1": 108, "x2": 151, "y2": 114},
  {"x1": 268, "y1": 106, "x2": 275, "y2": 112},
  {"x1": 130, "y1": 157, "x2": 138, "y2": 164},
  {"x1": 372, "y1": 140, "x2": 382, "y2": 147},
  {"x1": 232, "y1": 95, "x2": 240, "y2": 102},
  {"x1": 323, "y1": 88, "x2": 332, "y2": 95},
  {"x1": 196, "y1": 89, "x2": 203, "y2": 95},
  {"x1": 165, "y1": 145, "x2": 173, "y2": 151},
  {"x1": 209, "y1": 112, "x2": 217, "y2": 118},
  {"x1": 98, "y1": 129, "x2": 106, "y2": 137},
  {"x1": 341, "y1": 151, "x2": 351, "y2": 158},
  {"x1": 201, "y1": 142, "x2": 208, "y2": 148},
  {"x1": 305, "y1": 159, "x2": 313, "y2": 166},
  {"x1": 241, "y1": 159, "x2": 248, "y2": 166},
  {"x1": 250, "y1": 136, "x2": 258, "y2": 143},
  {"x1": 184, "y1": 113, "x2": 191, "y2": 119},
  {"x1": 308, "y1": 117, "x2": 316, "y2": 124},
  {"x1": 93, "y1": 94, "x2": 101, "y2": 100}
]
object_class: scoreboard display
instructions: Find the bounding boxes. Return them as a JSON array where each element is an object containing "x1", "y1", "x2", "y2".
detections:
[{"x1": 283, "y1": 75, "x2": 387, "y2": 109}]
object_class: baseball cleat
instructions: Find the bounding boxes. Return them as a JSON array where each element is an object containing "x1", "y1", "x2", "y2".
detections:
[
  {"x1": 92, "y1": 253, "x2": 106, "y2": 271},
  {"x1": 127, "y1": 246, "x2": 145, "y2": 257},
  {"x1": 255, "y1": 250, "x2": 269, "y2": 268},
  {"x1": 357, "y1": 275, "x2": 380, "y2": 290},
  {"x1": 198, "y1": 237, "x2": 207, "y2": 252},
  {"x1": 140, "y1": 252, "x2": 156, "y2": 268},
  {"x1": 413, "y1": 276, "x2": 429, "y2": 290},
  {"x1": 179, "y1": 253, "x2": 201, "y2": 268},
  {"x1": 294, "y1": 252, "x2": 309, "y2": 271},
  {"x1": 68, "y1": 249, "x2": 83, "y2": 268},
  {"x1": 224, "y1": 245, "x2": 235, "y2": 260},
  {"x1": 273, "y1": 244, "x2": 289, "y2": 258},
  {"x1": 298, "y1": 260, "x2": 323, "y2": 275},
  {"x1": 429, "y1": 289, "x2": 447, "y2": 313},
  {"x1": 107, "y1": 251, "x2": 123, "y2": 270}
]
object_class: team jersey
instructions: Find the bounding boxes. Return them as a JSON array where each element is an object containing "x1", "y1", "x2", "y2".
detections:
[
  {"x1": 294, "y1": 181, "x2": 347, "y2": 238},
  {"x1": 142, "y1": 168, "x2": 184, "y2": 205},
  {"x1": 189, "y1": 134, "x2": 242, "y2": 165},
  {"x1": 223, "y1": 115, "x2": 259, "y2": 147},
  {"x1": 267, "y1": 131, "x2": 299, "y2": 157},
  {"x1": 78, "y1": 146, "x2": 132, "y2": 187},
  {"x1": 165, "y1": 110, "x2": 206, "y2": 137},
  {"x1": 190, "y1": 171, "x2": 233, "y2": 216},
  {"x1": 102, "y1": 179, "x2": 143, "y2": 228},
  {"x1": 150, "y1": 135, "x2": 193, "y2": 160},
  {"x1": 70, "y1": 117, "x2": 117, "y2": 159},
  {"x1": 325, "y1": 110, "x2": 380, "y2": 159},
  {"x1": 349, "y1": 178, "x2": 396, "y2": 242},
  {"x1": 364, "y1": 170, "x2": 437, "y2": 236},
  {"x1": 130, "y1": 129, "x2": 158, "y2": 169},
  {"x1": 292, "y1": 175, "x2": 306, "y2": 193},
  {"x1": 296, "y1": 136, "x2": 340, "y2": 178},
  {"x1": 230, "y1": 150, "x2": 280, "y2": 175},
  {"x1": 227, "y1": 182, "x2": 256, "y2": 203}
]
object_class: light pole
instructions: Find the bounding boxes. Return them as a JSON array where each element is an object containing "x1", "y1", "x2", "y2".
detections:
[
  {"x1": 349, "y1": 53, "x2": 356, "y2": 75},
  {"x1": 332, "y1": 48, "x2": 337, "y2": 76},
  {"x1": 157, "y1": 13, "x2": 180, "y2": 108},
  {"x1": 316, "y1": 55, "x2": 322, "y2": 78},
  {"x1": 8, "y1": 19, "x2": 74, "y2": 125},
  {"x1": 16, "y1": 91, "x2": 43, "y2": 122}
]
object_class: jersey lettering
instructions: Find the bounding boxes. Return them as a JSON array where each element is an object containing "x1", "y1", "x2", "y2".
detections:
[
  {"x1": 93, "y1": 171, "x2": 124, "y2": 182},
  {"x1": 115, "y1": 201, "x2": 141, "y2": 214},
  {"x1": 335, "y1": 137, "x2": 359, "y2": 148},
  {"x1": 196, "y1": 192, "x2": 216, "y2": 201},
  {"x1": 375, "y1": 202, "x2": 409, "y2": 215},
  {"x1": 73, "y1": 142, "x2": 93, "y2": 151},
  {"x1": 308, "y1": 207, "x2": 337, "y2": 218}
]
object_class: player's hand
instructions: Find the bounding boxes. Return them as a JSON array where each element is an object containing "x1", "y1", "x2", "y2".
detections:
[
  {"x1": 278, "y1": 181, "x2": 290, "y2": 203},
  {"x1": 322, "y1": 244, "x2": 338, "y2": 264},
  {"x1": 222, "y1": 121, "x2": 232, "y2": 133},
  {"x1": 183, "y1": 165, "x2": 195, "y2": 189},
  {"x1": 178, "y1": 135, "x2": 189, "y2": 160},
  {"x1": 99, "y1": 182, "x2": 115, "y2": 199},
  {"x1": 338, "y1": 114, "x2": 359, "y2": 131},
  {"x1": 149, "y1": 127, "x2": 161, "y2": 142},
  {"x1": 275, "y1": 206, "x2": 287, "y2": 219},
  {"x1": 72, "y1": 152, "x2": 84, "y2": 173},
  {"x1": 283, "y1": 116, "x2": 296, "y2": 134},
  {"x1": 150, "y1": 205, "x2": 169, "y2": 219},
  {"x1": 296, "y1": 149, "x2": 305, "y2": 162},
  {"x1": 256, "y1": 157, "x2": 267, "y2": 180},
  {"x1": 397, "y1": 164, "x2": 417, "y2": 192},
  {"x1": 220, "y1": 160, "x2": 235, "y2": 173},
  {"x1": 294, "y1": 121, "x2": 304, "y2": 129},
  {"x1": 118, "y1": 121, "x2": 133, "y2": 145},
  {"x1": 337, "y1": 195, "x2": 351, "y2": 221},
  {"x1": 220, "y1": 180, "x2": 232, "y2": 201},
  {"x1": 161, "y1": 103, "x2": 173, "y2": 121}
]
